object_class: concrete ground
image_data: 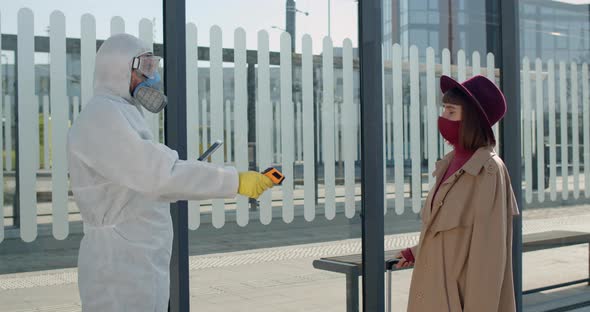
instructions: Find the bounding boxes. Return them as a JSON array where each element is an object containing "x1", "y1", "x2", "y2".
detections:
[{"x1": 1, "y1": 204, "x2": 590, "y2": 311}]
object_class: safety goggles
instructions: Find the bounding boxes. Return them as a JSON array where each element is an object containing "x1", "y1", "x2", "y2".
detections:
[{"x1": 131, "y1": 55, "x2": 162, "y2": 79}]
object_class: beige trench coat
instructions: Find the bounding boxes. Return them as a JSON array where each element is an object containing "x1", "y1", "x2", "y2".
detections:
[{"x1": 407, "y1": 146, "x2": 519, "y2": 312}]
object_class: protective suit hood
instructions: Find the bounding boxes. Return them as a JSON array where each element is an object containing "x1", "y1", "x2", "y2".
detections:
[{"x1": 94, "y1": 34, "x2": 151, "y2": 101}]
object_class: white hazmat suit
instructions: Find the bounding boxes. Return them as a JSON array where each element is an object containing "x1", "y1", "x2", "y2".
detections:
[{"x1": 67, "y1": 34, "x2": 239, "y2": 311}]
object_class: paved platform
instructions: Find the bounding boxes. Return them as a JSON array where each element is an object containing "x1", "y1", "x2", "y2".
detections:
[{"x1": 1, "y1": 204, "x2": 589, "y2": 311}]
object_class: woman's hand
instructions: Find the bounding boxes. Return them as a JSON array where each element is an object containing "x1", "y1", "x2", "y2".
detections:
[{"x1": 394, "y1": 250, "x2": 415, "y2": 269}]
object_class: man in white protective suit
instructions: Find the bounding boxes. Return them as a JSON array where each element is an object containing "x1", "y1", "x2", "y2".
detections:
[{"x1": 67, "y1": 33, "x2": 274, "y2": 311}]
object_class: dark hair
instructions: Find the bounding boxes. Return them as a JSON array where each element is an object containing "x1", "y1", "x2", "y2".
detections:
[{"x1": 442, "y1": 88, "x2": 496, "y2": 151}]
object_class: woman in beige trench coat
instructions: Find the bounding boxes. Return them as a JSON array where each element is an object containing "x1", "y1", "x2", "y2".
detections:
[{"x1": 395, "y1": 75, "x2": 520, "y2": 312}]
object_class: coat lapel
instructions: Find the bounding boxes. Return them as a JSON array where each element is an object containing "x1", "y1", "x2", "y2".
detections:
[
  {"x1": 423, "y1": 146, "x2": 496, "y2": 232},
  {"x1": 422, "y1": 153, "x2": 452, "y2": 223}
]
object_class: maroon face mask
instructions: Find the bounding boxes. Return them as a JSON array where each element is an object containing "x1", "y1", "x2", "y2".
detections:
[{"x1": 438, "y1": 117, "x2": 461, "y2": 146}]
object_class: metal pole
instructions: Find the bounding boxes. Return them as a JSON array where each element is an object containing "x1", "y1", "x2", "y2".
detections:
[
  {"x1": 485, "y1": 0, "x2": 500, "y2": 62},
  {"x1": 164, "y1": 0, "x2": 189, "y2": 310},
  {"x1": 448, "y1": 0, "x2": 454, "y2": 62},
  {"x1": 392, "y1": 0, "x2": 400, "y2": 44},
  {"x1": 13, "y1": 49, "x2": 19, "y2": 228},
  {"x1": 328, "y1": 0, "x2": 331, "y2": 38},
  {"x1": 247, "y1": 62, "x2": 259, "y2": 211},
  {"x1": 286, "y1": 0, "x2": 296, "y2": 52},
  {"x1": 359, "y1": 0, "x2": 385, "y2": 311},
  {"x1": 498, "y1": 0, "x2": 522, "y2": 311},
  {"x1": 313, "y1": 65, "x2": 320, "y2": 206}
]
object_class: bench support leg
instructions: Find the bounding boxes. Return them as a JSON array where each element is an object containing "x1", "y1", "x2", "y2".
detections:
[
  {"x1": 588, "y1": 243, "x2": 589, "y2": 286},
  {"x1": 346, "y1": 272, "x2": 359, "y2": 312}
]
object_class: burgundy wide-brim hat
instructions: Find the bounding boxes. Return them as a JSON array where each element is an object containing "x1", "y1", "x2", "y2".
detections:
[{"x1": 440, "y1": 75, "x2": 506, "y2": 127}]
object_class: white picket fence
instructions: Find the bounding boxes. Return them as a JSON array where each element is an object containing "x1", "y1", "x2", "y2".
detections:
[
  {"x1": 1, "y1": 9, "x2": 589, "y2": 243},
  {"x1": 521, "y1": 58, "x2": 590, "y2": 205}
]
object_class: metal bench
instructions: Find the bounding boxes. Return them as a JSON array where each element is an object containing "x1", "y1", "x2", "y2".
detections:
[
  {"x1": 522, "y1": 230, "x2": 590, "y2": 294},
  {"x1": 313, "y1": 230, "x2": 590, "y2": 312}
]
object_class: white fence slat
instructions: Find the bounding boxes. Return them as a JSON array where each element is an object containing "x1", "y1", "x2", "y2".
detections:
[
  {"x1": 322, "y1": 37, "x2": 336, "y2": 220},
  {"x1": 186, "y1": 23, "x2": 200, "y2": 230},
  {"x1": 559, "y1": 61, "x2": 569, "y2": 200},
  {"x1": 383, "y1": 45, "x2": 390, "y2": 165},
  {"x1": 458, "y1": 49, "x2": 466, "y2": 82},
  {"x1": 110, "y1": 16, "x2": 125, "y2": 35},
  {"x1": 50, "y1": 11, "x2": 69, "y2": 240},
  {"x1": 389, "y1": 102, "x2": 394, "y2": 162},
  {"x1": 80, "y1": 14, "x2": 95, "y2": 110},
  {"x1": 485, "y1": 53, "x2": 496, "y2": 79},
  {"x1": 343, "y1": 39, "x2": 355, "y2": 219},
  {"x1": 410, "y1": 46, "x2": 421, "y2": 213},
  {"x1": 274, "y1": 101, "x2": 281, "y2": 164},
  {"x1": 201, "y1": 99, "x2": 209, "y2": 152},
  {"x1": 296, "y1": 101, "x2": 303, "y2": 162},
  {"x1": 42, "y1": 95, "x2": 50, "y2": 170},
  {"x1": 404, "y1": 100, "x2": 409, "y2": 160},
  {"x1": 336, "y1": 101, "x2": 341, "y2": 163},
  {"x1": 426, "y1": 47, "x2": 437, "y2": 189},
  {"x1": 393, "y1": 44, "x2": 404, "y2": 215},
  {"x1": 139, "y1": 19, "x2": 159, "y2": 141},
  {"x1": 138, "y1": 18, "x2": 153, "y2": 45},
  {"x1": 384, "y1": 102, "x2": 393, "y2": 163},
  {"x1": 280, "y1": 32, "x2": 294, "y2": 223},
  {"x1": 535, "y1": 59, "x2": 545, "y2": 203},
  {"x1": 583, "y1": 63, "x2": 590, "y2": 199},
  {"x1": 472, "y1": 51, "x2": 481, "y2": 76},
  {"x1": 389, "y1": 99, "x2": 395, "y2": 162},
  {"x1": 571, "y1": 62, "x2": 580, "y2": 199},
  {"x1": 342, "y1": 101, "x2": 345, "y2": 162},
  {"x1": 234, "y1": 28, "x2": 249, "y2": 226},
  {"x1": 523, "y1": 58, "x2": 533, "y2": 204},
  {"x1": 18, "y1": 8, "x2": 37, "y2": 242},
  {"x1": 302, "y1": 35, "x2": 316, "y2": 221},
  {"x1": 383, "y1": 62, "x2": 394, "y2": 165},
  {"x1": 455, "y1": 48, "x2": 467, "y2": 159},
  {"x1": 529, "y1": 103, "x2": 537, "y2": 158},
  {"x1": 295, "y1": 102, "x2": 300, "y2": 161},
  {"x1": 271, "y1": 103, "x2": 276, "y2": 163},
  {"x1": 548, "y1": 60, "x2": 557, "y2": 200},
  {"x1": 442, "y1": 48, "x2": 451, "y2": 76},
  {"x1": 225, "y1": 99, "x2": 232, "y2": 163},
  {"x1": 210, "y1": 26, "x2": 225, "y2": 228},
  {"x1": 5, "y1": 95, "x2": 12, "y2": 172},
  {"x1": 441, "y1": 49, "x2": 452, "y2": 155},
  {"x1": 257, "y1": 30, "x2": 273, "y2": 224},
  {"x1": 487, "y1": 53, "x2": 500, "y2": 154}
]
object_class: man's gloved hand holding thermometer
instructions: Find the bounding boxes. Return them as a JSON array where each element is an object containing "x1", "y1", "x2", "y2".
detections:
[{"x1": 199, "y1": 140, "x2": 284, "y2": 199}]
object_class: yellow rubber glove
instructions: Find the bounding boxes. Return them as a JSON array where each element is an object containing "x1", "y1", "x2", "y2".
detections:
[{"x1": 238, "y1": 171, "x2": 275, "y2": 199}]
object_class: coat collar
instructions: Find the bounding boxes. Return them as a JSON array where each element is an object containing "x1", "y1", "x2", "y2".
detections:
[{"x1": 434, "y1": 146, "x2": 496, "y2": 178}]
